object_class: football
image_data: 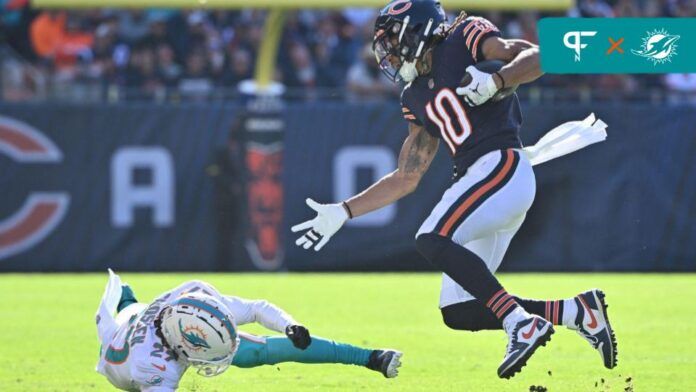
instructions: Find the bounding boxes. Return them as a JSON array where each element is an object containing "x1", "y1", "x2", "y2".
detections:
[{"x1": 459, "y1": 60, "x2": 518, "y2": 102}]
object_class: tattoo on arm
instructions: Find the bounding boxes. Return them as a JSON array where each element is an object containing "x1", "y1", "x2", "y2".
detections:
[{"x1": 400, "y1": 125, "x2": 439, "y2": 176}]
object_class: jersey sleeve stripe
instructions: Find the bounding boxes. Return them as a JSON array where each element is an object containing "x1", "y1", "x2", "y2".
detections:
[
  {"x1": 470, "y1": 29, "x2": 489, "y2": 61},
  {"x1": 404, "y1": 114, "x2": 417, "y2": 120},
  {"x1": 466, "y1": 29, "x2": 483, "y2": 50},
  {"x1": 462, "y1": 18, "x2": 500, "y2": 62},
  {"x1": 461, "y1": 22, "x2": 477, "y2": 40}
]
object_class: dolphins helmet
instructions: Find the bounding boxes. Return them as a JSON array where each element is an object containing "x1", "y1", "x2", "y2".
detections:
[
  {"x1": 160, "y1": 293, "x2": 240, "y2": 377},
  {"x1": 372, "y1": 0, "x2": 447, "y2": 83}
]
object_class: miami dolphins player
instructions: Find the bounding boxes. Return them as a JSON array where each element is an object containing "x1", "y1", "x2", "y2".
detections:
[{"x1": 96, "y1": 270, "x2": 401, "y2": 391}]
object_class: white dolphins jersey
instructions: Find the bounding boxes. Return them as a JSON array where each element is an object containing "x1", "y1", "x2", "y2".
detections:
[{"x1": 96, "y1": 280, "x2": 298, "y2": 391}]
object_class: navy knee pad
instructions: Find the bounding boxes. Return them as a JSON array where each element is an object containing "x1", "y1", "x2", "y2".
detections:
[
  {"x1": 415, "y1": 233, "x2": 451, "y2": 265},
  {"x1": 440, "y1": 301, "x2": 502, "y2": 331}
]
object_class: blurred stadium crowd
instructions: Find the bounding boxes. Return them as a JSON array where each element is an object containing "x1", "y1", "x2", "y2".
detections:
[{"x1": 1, "y1": 0, "x2": 695, "y2": 102}]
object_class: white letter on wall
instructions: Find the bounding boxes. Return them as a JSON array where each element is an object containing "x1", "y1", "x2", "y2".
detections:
[
  {"x1": 333, "y1": 146, "x2": 396, "y2": 227},
  {"x1": 111, "y1": 147, "x2": 174, "y2": 227}
]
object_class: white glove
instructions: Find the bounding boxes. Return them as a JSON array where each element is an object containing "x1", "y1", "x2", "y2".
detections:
[
  {"x1": 291, "y1": 198, "x2": 349, "y2": 251},
  {"x1": 456, "y1": 66, "x2": 499, "y2": 106}
]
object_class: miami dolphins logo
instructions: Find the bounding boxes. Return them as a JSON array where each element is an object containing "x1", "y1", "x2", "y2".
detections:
[
  {"x1": 147, "y1": 375, "x2": 163, "y2": 386},
  {"x1": 178, "y1": 320, "x2": 210, "y2": 351},
  {"x1": 631, "y1": 29, "x2": 680, "y2": 65}
]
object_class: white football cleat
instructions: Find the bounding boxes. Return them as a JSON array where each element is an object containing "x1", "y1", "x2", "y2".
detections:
[
  {"x1": 570, "y1": 289, "x2": 618, "y2": 369},
  {"x1": 498, "y1": 315, "x2": 554, "y2": 379}
]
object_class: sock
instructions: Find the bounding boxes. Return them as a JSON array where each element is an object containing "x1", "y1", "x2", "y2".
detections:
[
  {"x1": 502, "y1": 306, "x2": 529, "y2": 333},
  {"x1": 416, "y1": 233, "x2": 521, "y2": 320},
  {"x1": 117, "y1": 285, "x2": 138, "y2": 313},
  {"x1": 486, "y1": 288, "x2": 522, "y2": 321},
  {"x1": 441, "y1": 297, "x2": 580, "y2": 332},
  {"x1": 232, "y1": 335, "x2": 372, "y2": 368},
  {"x1": 513, "y1": 298, "x2": 563, "y2": 325},
  {"x1": 514, "y1": 297, "x2": 577, "y2": 327},
  {"x1": 562, "y1": 298, "x2": 578, "y2": 327}
]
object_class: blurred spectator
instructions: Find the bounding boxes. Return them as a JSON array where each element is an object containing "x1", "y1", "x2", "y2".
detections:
[
  {"x1": 1, "y1": 55, "x2": 45, "y2": 101},
  {"x1": 1, "y1": 0, "x2": 28, "y2": 28},
  {"x1": 30, "y1": 11, "x2": 66, "y2": 60},
  {"x1": 664, "y1": 74, "x2": 696, "y2": 105},
  {"x1": 178, "y1": 50, "x2": 213, "y2": 99},
  {"x1": 662, "y1": 0, "x2": 696, "y2": 17},
  {"x1": 83, "y1": 23, "x2": 117, "y2": 81},
  {"x1": 613, "y1": 0, "x2": 642, "y2": 17},
  {"x1": 1, "y1": 0, "x2": 34, "y2": 58},
  {"x1": 140, "y1": 14, "x2": 171, "y2": 50},
  {"x1": 116, "y1": 11, "x2": 149, "y2": 44},
  {"x1": 343, "y1": 8, "x2": 375, "y2": 27},
  {"x1": 329, "y1": 15, "x2": 360, "y2": 86},
  {"x1": 123, "y1": 44, "x2": 163, "y2": 98},
  {"x1": 573, "y1": 0, "x2": 615, "y2": 17},
  {"x1": 347, "y1": 44, "x2": 398, "y2": 101},
  {"x1": 156, "y1": 44, "x2": 182, "y2": 87},
  {"x1": 285, "y1": 42, "x2": 316, "y2": 89},
  {"x1": 220, "y1": 48, "x2": 253, "y2": 87},
  {"x1": 505, "y1": 12, "x2": 538, "y2": 43},
  {"x1": 30, "y1": 11, "x2": 94, "y2": 73}
]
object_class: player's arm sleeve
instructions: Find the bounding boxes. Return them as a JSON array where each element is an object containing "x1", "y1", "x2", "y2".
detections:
[
  {"x1": 155, "y1": 280, "x2": 222, "y2": 304},
  {"x1": 400, "y1": 89, "x2": 423, "y2": 127},
  {"x1": 459, "y1": 16, "x2": 502, "y2": 62},
  {"x1": 223, "y1": 296, "x2": 300, "y2": 333}
]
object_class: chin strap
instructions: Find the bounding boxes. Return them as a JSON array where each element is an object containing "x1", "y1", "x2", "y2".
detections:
[{"x1": 399, "y1": 60, "x2": 419, "y2": 82}]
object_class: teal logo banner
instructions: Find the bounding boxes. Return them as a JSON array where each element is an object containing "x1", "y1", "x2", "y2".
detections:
[{"x1": 539, "y1": 18, "x2": 696, "y2": 73}]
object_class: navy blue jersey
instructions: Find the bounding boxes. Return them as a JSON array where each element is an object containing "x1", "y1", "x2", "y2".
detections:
[{"x1": 401, "y1": 16, "x2": 522, "y2": 178}]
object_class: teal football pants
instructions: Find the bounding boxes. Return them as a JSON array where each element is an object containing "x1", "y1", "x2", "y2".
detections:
[{"x1": 231, "y1": 333, "x2": 372, "y2": 368}]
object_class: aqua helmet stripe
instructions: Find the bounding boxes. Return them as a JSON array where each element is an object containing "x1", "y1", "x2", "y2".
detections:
[{"x1": 174, "y1": 298, "x2": 237, "y2": 340}]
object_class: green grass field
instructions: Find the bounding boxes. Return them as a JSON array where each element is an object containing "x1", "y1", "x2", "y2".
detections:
[{"x1": 1, "y1": 273, "x2": 695, "y2": 391}]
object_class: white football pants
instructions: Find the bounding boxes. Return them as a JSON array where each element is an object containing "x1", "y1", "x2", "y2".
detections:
[{"x1": 416, "y1": 149, "x2": 536, "y2": 307}]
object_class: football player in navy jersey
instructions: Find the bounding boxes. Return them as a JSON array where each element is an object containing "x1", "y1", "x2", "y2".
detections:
[{"x1": 293, "y1": 0, "x2": 617, "y2": 379}]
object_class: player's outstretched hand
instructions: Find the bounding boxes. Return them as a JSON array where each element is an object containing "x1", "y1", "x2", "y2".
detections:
[
  {"x1": 291, "y1": 198, "x2": 348, "y2": 251},
  {"x1": 456, "y1": 65, "x2": 499, "y2": 106},
  {"x1": 286, "y1": 324, "x2": 312, "y2": 350}
]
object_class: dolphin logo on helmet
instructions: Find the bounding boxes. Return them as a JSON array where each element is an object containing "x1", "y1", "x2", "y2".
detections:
[
  {"x1": 178, "y1": 320, "x2": 212, "y2": 350},
  {"x1": 160, "y1": 293, "x2": 240, "y2": 377}
]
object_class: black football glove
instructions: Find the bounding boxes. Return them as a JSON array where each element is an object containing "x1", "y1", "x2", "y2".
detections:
[{"x1": 285, "y1": 325, "x2": 312, "y2": 350}]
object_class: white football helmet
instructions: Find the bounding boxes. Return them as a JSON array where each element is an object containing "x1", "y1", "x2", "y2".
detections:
[{"x1": 160, "y1": 292, "x2": 240, "y2": 377}]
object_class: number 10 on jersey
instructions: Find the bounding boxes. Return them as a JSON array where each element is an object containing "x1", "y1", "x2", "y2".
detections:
[{"x1": 425, "y1": 88, "x2": 472, "y2": 154}]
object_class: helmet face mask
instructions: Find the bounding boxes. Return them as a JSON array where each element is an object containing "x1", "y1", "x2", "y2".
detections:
[
  {"x1": 159, "y1": 293, "x2": 240, "y2": 378},
  {"x1": 372, "y1": 0, "x2": 447, "y2": 83},
  {"x1": 190, "y1": 353, "x2": 237, "y2": 377},
  {"x1": 373, "y1": 26, "x2": 404, "y2": 83}
]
